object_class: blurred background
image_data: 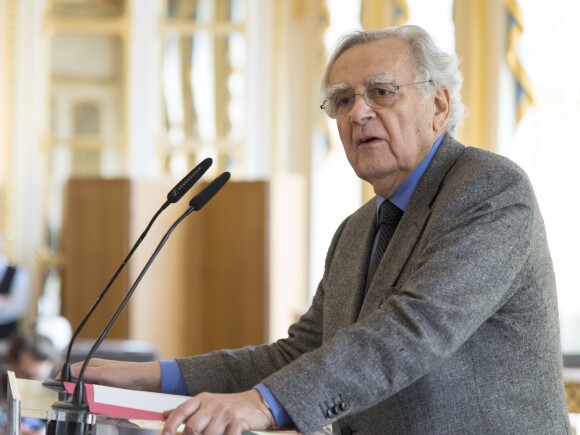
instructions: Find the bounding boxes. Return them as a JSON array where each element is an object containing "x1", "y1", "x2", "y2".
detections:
[{"x1": 0, "y1": 0, "x2": 579, "y2": 377}]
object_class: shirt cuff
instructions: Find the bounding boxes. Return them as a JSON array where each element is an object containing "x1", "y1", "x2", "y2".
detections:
[
  {"x1": 160, "y1": 360, "x2": 189, "y2": 396},
  {"x1": 254, "y1": 383, "x2": 293, "y2": 428}
]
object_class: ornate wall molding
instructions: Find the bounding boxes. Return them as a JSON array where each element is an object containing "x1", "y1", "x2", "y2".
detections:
[{"x1": 0, "y1": 0, "x2": 18, "y2": 259}]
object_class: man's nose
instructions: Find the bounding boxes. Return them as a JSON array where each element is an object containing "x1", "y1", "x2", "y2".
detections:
[{"x1": 348, "y1": 94, "x2": 374, "y2": 124}]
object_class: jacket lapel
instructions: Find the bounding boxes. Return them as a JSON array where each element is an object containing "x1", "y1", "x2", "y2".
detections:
[
  {"x1": 358, "y1": 135, "x2": 466, "y2": 319},
  {"x1": 323, "y1": 199, "x2": 377, "y2": 332},
  {"x1": 343, "y1": 200, "x2": 378, "y2": 325}
]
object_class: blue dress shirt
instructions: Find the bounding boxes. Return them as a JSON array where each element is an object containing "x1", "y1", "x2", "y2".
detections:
[{"x1": 160, "y1": 133, "x2": 445, "y2": 428}]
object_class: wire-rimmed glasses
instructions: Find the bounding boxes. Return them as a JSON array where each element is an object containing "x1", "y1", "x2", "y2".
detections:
[{"x1": 320, "y1": 79, "x2": 433, "y2": 119}]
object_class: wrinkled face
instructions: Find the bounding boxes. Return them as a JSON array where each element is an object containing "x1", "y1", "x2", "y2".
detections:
[
  {"x1": 328, "y1": 38, "x2": 448, "y2": 197},
  {"x1": 11, "y1": 351, "x2": 54, "y2": 381}
]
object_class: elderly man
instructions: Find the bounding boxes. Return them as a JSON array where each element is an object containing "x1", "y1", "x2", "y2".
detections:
[{"x1": 73, "y1": 25, "x2": 571, "y2": 434}]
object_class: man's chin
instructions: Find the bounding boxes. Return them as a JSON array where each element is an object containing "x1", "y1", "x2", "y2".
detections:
[{"x1": 354, "y1": 165, "x2": 390, "y2": 184}]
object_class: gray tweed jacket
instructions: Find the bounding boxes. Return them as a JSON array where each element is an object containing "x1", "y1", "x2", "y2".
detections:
[{"x1": 177, "y1": 134, "x2": 571, "y2": 434}]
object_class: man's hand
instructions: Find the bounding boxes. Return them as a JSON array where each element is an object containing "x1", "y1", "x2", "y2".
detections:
[
  {"x1": 69, "y1": 358, "x2": 162, "y2": 392},
  {"x1": 161, "y1": 389, "x2": 276, "y2": 435}
]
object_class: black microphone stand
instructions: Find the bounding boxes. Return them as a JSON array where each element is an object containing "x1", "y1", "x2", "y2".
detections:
[
  {"x1": 50, "y1": 172, "x2": 230, "y2": 417},
  {"x1": 43, "y1": 158, "x2": 212, "y2": 391},
  {"x1": 58, "y1": 207, "x2": 195, "y2": 410}
]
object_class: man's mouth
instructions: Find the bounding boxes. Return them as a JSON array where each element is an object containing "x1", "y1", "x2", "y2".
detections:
[{"x1": 358, "y1": 137, "x2": 380, "y2": 145}]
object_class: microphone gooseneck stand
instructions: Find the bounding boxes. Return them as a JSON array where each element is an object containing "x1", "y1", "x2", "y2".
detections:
[
  {"x1": 43, "y1": 158, "x2": 212, "y2": 391},
  {"x1": 47, "y1": 172, "x2": 230, "y2": 434}
]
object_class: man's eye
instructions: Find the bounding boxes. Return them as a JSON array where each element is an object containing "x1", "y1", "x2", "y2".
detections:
[
  {"x1": 335, "y1": 95, "x2": 353, "y2": 107},
  {"x1": 371, "y1": 87, "x2": 392, "y2": 97}
]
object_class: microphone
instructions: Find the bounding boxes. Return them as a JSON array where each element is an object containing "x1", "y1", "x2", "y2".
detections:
[
  {"x1": 54, "y1": 172, "x2": 230, "y2": 411},
  {"x1": 43, "y1": 158, "x2": 212, "y2": 390}
]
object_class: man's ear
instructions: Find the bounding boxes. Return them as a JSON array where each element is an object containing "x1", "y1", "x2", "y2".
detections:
[{"x1": 433, "y1": 87, "x2": 450, "y2": 132}]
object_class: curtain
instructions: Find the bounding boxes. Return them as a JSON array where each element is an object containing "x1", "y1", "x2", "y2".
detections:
[
  {"x1": 360, "y1": 0, "x2": 409, "y2": 29},
  {"x1": 504, "y1": 0, "x2": 534, "y2": 123},
  {"x1": 454, "y1": 0, "x2": 533, "y2": 151}
]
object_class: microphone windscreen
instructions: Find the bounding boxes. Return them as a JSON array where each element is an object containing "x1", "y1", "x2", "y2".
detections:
[
  {"x1": 190, "y1": 172, "x2": 231, "y2": 211},
  {"x1": 167, "y1": 157, "x2": 213, "y2": 203}
]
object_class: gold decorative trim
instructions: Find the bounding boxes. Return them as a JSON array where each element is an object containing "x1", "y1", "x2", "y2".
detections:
[
  {"x1": 1, "y1": 0, "x2": 18, "y2": 259},
  {"x1": 44, "y1": 16, "x2": 129, "y2": 34},
  {"x1": 394, "y1": 0, "x2": 409, "y2": 26},
  {"x1": 504, "y1": 0, "x2": 534, "y2": 123},
  {"x1": 316, "y1": 0, "x2": 331, "y2": 154},
  {"x1": 360, "y1": 0, "x2": 409, "y2": 30},
  {"x1": 567, "y1": 381, "x2": 580, "y2": 414},
  {"x1": 159, "y1": 20, "x2": 245, "y2": 35}
]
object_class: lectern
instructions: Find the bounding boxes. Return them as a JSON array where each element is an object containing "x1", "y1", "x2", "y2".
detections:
[
  {"x1": 7, "y1": 371, "x2": 92, "y2": 434},
  {"x1": 6, "y1": 371, "x2": 164, "y2": 434},
  {"x1": 5, "y1": 371, "x2": 300, "y2": 434}
]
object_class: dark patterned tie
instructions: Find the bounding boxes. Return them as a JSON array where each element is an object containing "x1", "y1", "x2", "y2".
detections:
[{"x1": 365, "y1": 200, "x2": 404, "y2": 292}]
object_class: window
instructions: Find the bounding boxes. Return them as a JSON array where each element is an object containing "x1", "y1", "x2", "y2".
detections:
[
  {"x1": 498, "y1": 0, "x2": 580, "y2": 354},
  {"x1": 161, "y1": 0, "x2": 247, "y2": 177}
]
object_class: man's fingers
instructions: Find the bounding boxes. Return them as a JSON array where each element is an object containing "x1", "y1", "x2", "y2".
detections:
[
  {"x1": 163, "y1": 397, "x2": 202, "y2": 434},
  {"x1": 204, "y1": 407, "x2": 251, "y2": 435},
  {"x1": 192, "y1": 415, "x2": 224, "y2": 435},
  {"x1": 162, "y1": 390, "x2": 272, "y2": 435},
  {"x1": 224, "y1": 419, "x2": 251, "y2": 435},
  {"x1": 184, "y1": 413, "x2": 213, "y2": 435}
]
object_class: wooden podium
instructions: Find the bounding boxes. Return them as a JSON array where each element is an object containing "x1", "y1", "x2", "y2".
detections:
[{"x1": 61, "y1": 176, "x2": 306, "y2": 360}]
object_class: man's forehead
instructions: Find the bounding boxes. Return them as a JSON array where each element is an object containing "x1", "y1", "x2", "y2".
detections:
[
  {"x1": 329, "y1": 38, "x2": 415, "y2": 85},
  {"x1": 325, "y1": 73, "x2": 396, "y2": 92}
]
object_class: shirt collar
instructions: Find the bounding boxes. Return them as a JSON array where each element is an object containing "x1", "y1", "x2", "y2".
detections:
[{"x1": 376, "y1": 133, "x2": 445, "y2": 219}]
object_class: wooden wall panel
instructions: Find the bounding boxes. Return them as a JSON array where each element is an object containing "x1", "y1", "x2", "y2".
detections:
[
  {"x1": 184, "y1": 181, "x2": 267, "y2": 355},
  {"x1": 61, "y1": 178, "x2": 130, "y2": 340},
  {"x1": 62, "y1": 178, "x2": 304, "y2": 360},
  {"x1": 126, "y1": 179, "x2": 193, "y2": 360}
]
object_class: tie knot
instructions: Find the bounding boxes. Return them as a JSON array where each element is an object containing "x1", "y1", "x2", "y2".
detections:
[{"x1": 379, "y1": 200, "x2": 403, "y2": 228}]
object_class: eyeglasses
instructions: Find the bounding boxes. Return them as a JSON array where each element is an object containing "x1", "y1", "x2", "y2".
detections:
[{"x1": 320, "y1": 80, "x2": 433, "y2": 119}]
